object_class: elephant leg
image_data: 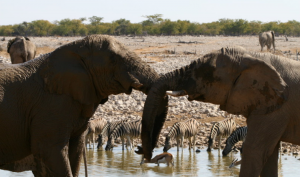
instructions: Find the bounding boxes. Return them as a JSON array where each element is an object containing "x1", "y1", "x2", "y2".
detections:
[
  {"x1": 33, "y1": 145, "x2": 72, "y2": 177},
  {"x1": 31, "y1": 155, "x2": 51, "y2": 177},
  {"x1": 260, "y1": 142, "x2": 280, "y2": 177},
  {"x1": 69, "y1": 134, "x2": 86, "y2": 177},
  {"x1": 239, "y1": 116, "x2": 286, "y2": 177}
]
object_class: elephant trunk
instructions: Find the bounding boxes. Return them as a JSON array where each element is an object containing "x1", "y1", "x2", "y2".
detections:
[
  {"x1": 124, "y1": 52, "x2": 160, "y2": 95},
  {"x1": 140, "y1": 70, "x2": 186, "y2": 161}
]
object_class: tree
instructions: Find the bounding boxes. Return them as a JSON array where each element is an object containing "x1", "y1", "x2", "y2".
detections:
[
  {"x1": 177, "y1": 20, "x2": 190, "y2": 35},
  {"x1": 31, "y1": 20, "x2": 54, "y2": 36},
  {"x1": 89, "y1": 16, "x2": 103, "y2": 26},
  {"x1": 13, "y1": 21, "x2": 32, "y2": 36},
  {"x1": 114, "y1": 19, "x2": 131, "y2": 35},
  {"x1": 127, "y1": 23, "x2": 142, "y2": 35},
  {"x1": 142, "y1": 14, "x2": 163, "y2": 25},
  {"x1": 160, "y1": 19, "x2": 178, "y2": 35},
  {"x1": 0, "y1": 25, "x2": 14, "y2": 36}
]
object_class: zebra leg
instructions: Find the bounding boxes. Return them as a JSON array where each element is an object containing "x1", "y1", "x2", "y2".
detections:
[
  {"x1": 126, "y1": 136, "x2": 132, "y2": 150},
  {"x1": 121, "y1": 137, "x2": 125, "y2": 150},
  {"x1": 176, "y1": 138, "x2": 180, "y2": 151},
  {"x1": 92, "y1": 133, "x2": 95, "y2": 149},
  {"x1": 193, "y1": 135, "x2": 196, "y2": 149},
  {"x1": 188, "y1": 137, "x2": 192, "y2": 150},
  {"x1": 181, "y1": 136, "x2": 184, "y2": 151}
]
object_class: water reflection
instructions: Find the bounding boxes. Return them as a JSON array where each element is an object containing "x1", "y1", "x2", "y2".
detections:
[{"x1": 1, "y1": 146, "x2": 299, "y2": 177}]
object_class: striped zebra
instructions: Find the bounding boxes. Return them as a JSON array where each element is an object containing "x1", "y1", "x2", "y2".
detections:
[
  {"x1": 85, "y1": 117, "x2": 107, "y2": 149},
  {"x1": 222, "y1": 126, "x2": 247, "y2": 156},
  {"x1": 105, "y1": 119, "x2": 141, "y2": 151},
  {"x1": 163, "y1": 118, "x2": 200, "y2": 152},
  {"x1": 97, "y1": 120, "x2": 129, "y2": 149},
  {"x1": 207, "y1": 118, "x2": 237, "y2": 152}
]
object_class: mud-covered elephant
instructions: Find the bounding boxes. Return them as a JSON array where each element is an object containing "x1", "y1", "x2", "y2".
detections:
[
  {"x1": 138, "y1": 47, "x2": 300, "y2": 177},
  {"x1": 7, "y1": 36, "x2": 36, "y2": 64},
  {"x1": 0, "y1": 35, "x2": 167, "y2": 176},
  {"x1": 259, "y1": 31, "x2": 275, "y2": 52}
]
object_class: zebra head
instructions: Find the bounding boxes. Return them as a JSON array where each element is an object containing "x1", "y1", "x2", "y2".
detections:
[
  {"x1": 207, "y1": 137, "x2": 214, "y2": 152},
  {"x1": 97, "y1": 134, "x2": 104, "y2": 149},
  {"x1": 105, "y1": 136, "x2": 114, "y2": 151},
  {"x1": 163, "y1": 137, "x2": 171, "y2": 152},
  {"x1": 222, "y1": 139, "x2": 232, "y2": 156}
]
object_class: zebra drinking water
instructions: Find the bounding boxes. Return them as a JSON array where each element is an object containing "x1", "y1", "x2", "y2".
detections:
[
  {"x1": 163, "y1": 118, "x2": 200, "y2": 152},
  {"x1": 85, "y1": 117, "x2": 107, "y2": 149},
  {"x1": 98, "y1": 120, "x2": 130, "y2": 149},
  {"x1": 222, "y1": 126, "x2": 247, "y2": 156},
  {"x1": 207, "y1": 118, "x2": 237, "y2": 152},
  {"x1": 105, "y1": 119, "x2": 141, "y2": 151}
]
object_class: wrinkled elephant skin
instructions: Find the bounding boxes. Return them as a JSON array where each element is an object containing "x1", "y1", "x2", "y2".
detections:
[
  {"x1": 141, "y1": 47, "x2": 300, "y2": 177},
  {"x1": 0, "y1": 35, "x2": 163, "y2": 177}
]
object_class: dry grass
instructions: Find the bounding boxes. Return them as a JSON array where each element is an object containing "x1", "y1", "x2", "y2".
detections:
[{"x1": 36, "y1": 46, "x2": 55, "y2": 56}]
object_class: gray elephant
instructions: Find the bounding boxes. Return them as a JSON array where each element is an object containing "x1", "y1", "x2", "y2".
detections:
[
  {"x1": 259, "y1": 31, "x2": 275, "y2": 52},
  {"x1": 0, "y1": 35, "x2": 167, "y2": 176},
  {"x1": 138, "y1": 47, "x2": 300, "y2": 177},
  {"x1": 7, "y1": 36, "x2": 36, "y2": 64}
]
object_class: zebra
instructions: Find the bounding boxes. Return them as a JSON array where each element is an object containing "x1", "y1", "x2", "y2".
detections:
[
  {"x1": 163, "y1": 118, "x2": 200, "y2": 152},
  {"x1": 222, "y1": 126, "x2": 247, "y2": 156},
  {"x1": 97, "y1": 120, "x2": 129, "y2": 149},
  {"x1": 85, "y1": 117, "x2": 107, "y2": 149},
  {"x1": 207, "y1": 118, "x2": 237, "y2": 152},
  {"x1": 105, "y1": 119, "x2": 141, "y2": 151}
]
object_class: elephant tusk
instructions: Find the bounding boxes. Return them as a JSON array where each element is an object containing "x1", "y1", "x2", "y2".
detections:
[
  {"x1": 131, "y1": 82, "x2": 143, "y2": 89},
  {"x1": 166, "y1": 90, "x2": 187, "y2": 97}
]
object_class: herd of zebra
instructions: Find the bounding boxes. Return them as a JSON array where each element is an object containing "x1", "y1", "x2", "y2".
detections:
[{"x1": 85, "y1": 117, "x2": 248, "y2": 157}]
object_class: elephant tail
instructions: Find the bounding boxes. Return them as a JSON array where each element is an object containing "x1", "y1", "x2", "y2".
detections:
[
  {"x1": 21, "y1": 37, "x2": 28, "y2": 62},
  {"x1": 271, "y1": 31, "x2": 275, "y2": 51}
]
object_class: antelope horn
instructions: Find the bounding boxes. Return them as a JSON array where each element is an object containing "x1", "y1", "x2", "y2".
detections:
[{"x1": 166, "y1": 90, "x2": 187, "y2": 97}]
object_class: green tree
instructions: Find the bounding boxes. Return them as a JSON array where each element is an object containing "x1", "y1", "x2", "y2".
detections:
[
  {"x1": 177, "y1": 20, "x2": 190, "y2": 35},
  {"x1": 114, "y1": 19, "x2": 131, "y2": 35},
  {"x1": 245, "y1": 21, "x2": 262, "y2": 35},
  {"x1": 127, "y1": 23, "x2": 142, "y2": 35},
  {"x1": 142, "y1": 14, "x2": 163, "y2": 25},
  {"x1": 31, "y1": 20, "x2": 54, "y2": 36},
  {"x1": 0, "y1": 25, "x2": 14, "y2": 36},
  {"x1": 13, "y1": 21, "x2": 32, "y2": 36},
  {"x1": 89, "y1": 16, "x2": 103, "y2": 26},
  {"x1": 160, "y1": 19, "x2": 178, "y2": 35}
]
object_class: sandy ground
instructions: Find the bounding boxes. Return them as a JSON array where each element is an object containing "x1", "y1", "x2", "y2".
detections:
[{"x1": 1, "y1": 35, "x2": 300, "y2": 153}]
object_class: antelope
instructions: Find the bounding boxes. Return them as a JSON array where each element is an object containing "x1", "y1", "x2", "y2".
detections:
[
  {"x1": 140, "y1": 152, "x2": 174, "y2": 166},
  {"x1": 229, "y1": 158, "x2": 242, "y2": 168}
]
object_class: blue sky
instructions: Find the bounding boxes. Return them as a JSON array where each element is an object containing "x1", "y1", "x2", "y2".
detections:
[{"x1": 1, "y1": 0, "x2": 299, "y2": 25}]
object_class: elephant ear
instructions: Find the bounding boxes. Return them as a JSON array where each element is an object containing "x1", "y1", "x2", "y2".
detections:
[
  {"x1": 42, "y1": 48, "x2": 97, "y2": 106},
  {"x1": 225, "y1": 56, "x2": 288, "y2": 117}
]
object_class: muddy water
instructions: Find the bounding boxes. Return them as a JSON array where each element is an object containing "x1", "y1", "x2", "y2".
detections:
[{"x1": 1, "y1": 146, "x2": 299, "y2": 177}]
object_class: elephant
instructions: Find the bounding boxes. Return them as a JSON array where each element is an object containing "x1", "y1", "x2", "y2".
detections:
[
  {"x1": 0, "y1": 35, "x2": 166, "y2": 176},
  {"x1": 7, "y1": 36, "x2": 36, "y2": 64},
  {"x1": 138, "y1": 46, "x2": 300, "y2": 177},
  {"x1": 259, "y1": 31, "x2": 275, "y2": 52}
]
